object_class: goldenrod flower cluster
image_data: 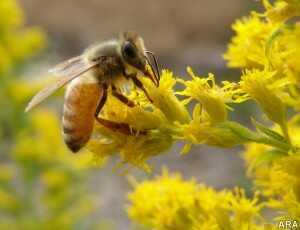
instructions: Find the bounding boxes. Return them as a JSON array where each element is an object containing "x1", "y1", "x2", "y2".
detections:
[
  {"x1": 128, "y1": 170, "x2": 264, "y2": 230},
  {"x1": 125, "y1": 0, "x2": 300, "y2": 228},
  {"x1": 243, "y1": 120, "x2": 300, "y2": 222},
  {"x1": 91, "y1": 64, "x2": 289, "y2": 169},
  {"x1": 224, "y1": 0, "x2": 300, "y2": 223}
]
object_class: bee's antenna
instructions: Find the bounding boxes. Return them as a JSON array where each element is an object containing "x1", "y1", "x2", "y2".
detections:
[
  {"x1": 144, "y1": 55, "x2": 159, "y2": 86},
  {"x1": 145, "y1": 50, "x2": 161, "y2": 85}
]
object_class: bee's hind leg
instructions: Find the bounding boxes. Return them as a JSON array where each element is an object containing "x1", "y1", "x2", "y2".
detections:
[
  {"x1": 95, "y1": 117, "x2": 147, "y2": 136},
  {"x1": 95, "y1": 83, "x2": 146, "y2": 136}
]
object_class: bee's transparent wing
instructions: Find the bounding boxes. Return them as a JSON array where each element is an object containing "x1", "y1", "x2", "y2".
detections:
[
  {"x1": 49, "y1": 55, "x2": 87, "y2": 77},
  {"x1": 25, "y1": 60, "x2": 99, "y2": 112}
]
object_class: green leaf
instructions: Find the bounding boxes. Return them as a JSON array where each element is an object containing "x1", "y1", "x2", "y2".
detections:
[
  {"x1": 217, "y1": 121, "x2": 262, "y2": 142},
  {"x1": 251, "y1": 118, "x2": 288, "y2": 144},
  {"x1": 265, "y1": 26, "x2": 284, "y2": 60},
  {"x1": 265, "y1": 23, "x2": 294, "y2": 62},
  {"x1": 250, "y1": 149, "x2": 287, "y2": 170}
]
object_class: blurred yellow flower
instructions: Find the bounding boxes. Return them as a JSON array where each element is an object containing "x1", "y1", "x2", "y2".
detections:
[
  {"x1": 0, "y1": 0, "x2": 23, "y2": 31},
  {"x1": 0, "y1": 163, "x2": 14, "y2": 183},
  {"x1": 0, "y1": 189, "x2": 20, "y2": 214},
  {"x1": 0, "y1": 2, "x2": 46, "y2": 75},
  {"x1": 128, "y1": 170, "x2": 264, "y2": 230},
  {"x1": 128, "y1": 170, "x2": 198, "y2": 229},
  {"x1": 6, "y1": 27, "x2": 47, "y2": 62},
  {"x1": 0, "y1": 0, "x2": 101, "y2": 228},
  {"x1": 263, "y1": 0, "x2": 300, "y2": 22},
  {"x1": 13, "y1": 110, "x2": 66, "y2": 166}
]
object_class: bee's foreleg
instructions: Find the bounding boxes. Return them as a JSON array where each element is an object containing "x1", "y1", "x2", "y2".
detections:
[
  {"x1": 128, "y1": 73, "x2": 153, "y2": 103},
  {"x1": 95, "y1": 83, "x2": 146, "y2": 136},
  {"x1": 111, "y1": 85, "x2": 135, "y2": 107}
]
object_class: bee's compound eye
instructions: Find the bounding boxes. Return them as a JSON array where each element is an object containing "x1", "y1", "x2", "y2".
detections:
[{"x1": 123, "y1": 41, "x2": 136, "y2": 59}]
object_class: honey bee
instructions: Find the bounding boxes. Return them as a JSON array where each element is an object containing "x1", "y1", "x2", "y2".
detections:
[{"x1": 25, "y1": 31, "x2": 160, "y2": 153}]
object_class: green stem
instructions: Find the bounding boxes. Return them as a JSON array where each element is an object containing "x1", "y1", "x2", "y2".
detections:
[
  {"x1": 255, "y1": 134, "x2": 291, "y2": 152},
  {"x1": 217, "y1": 121, "x2": 292, "y2": 152},
  {"x1": 280, "y1": 121, "x2": 291, "y2": 145}
]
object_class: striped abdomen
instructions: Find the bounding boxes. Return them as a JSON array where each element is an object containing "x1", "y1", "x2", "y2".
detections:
[{"x1": 62, "y1": 80, "x2": 102, "y2": 153}]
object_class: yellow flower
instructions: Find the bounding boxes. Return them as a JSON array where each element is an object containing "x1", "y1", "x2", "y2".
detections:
[
  {"x1": 277, "y1": 24, "x2": 300, "y2": 84},
  {"x1": 228, "y1": 188, "x2": 262, "y2": 228},
  {"x1": 180, "y1": 104, "x2": 263, "y2": 149},
  {"x1": 243, "y1": 122, "x2": 300, "y2": 220},
  {"x1": 0, "y1": 163, "x2": 14, "y2": 183},
  {"x1": 224, "y1": 14, "x2": 275, "y2": 68},
  {"x1": 0, "y1": 0, "x2": 100, "y2": 228},
  {"x1": 139, "y1": 69, "x2": 190, "y2": 124},
  {"x1": 0, "y1": 0, "x2": 23, "y2": 30},
  {"x1": 180, "y1": 120, "x2": 248, "y2": 148},
  {"x1": 0, "y1": 1, "x2": 45, "y2": 75},
  {"x1": 128, "y1": 170, "x2": 199, "y2": 229},
  {"x1": 240, "y1": 69, "x2": 288, "y2": 126},
  {"x1": 257, "y1": 160, "x2": 300, "y2": 219},
  {"x1": 13, "y1": 109, "x2": 93, "y2": 170},
  {"x1": 127, "y1": 170, "x2": 264, "y2": 230},
  {"x1": 0, "y1": 189, "x2": 20, "y2": 214},
  {"x1": 263, "y1": 0, "x2": 300, "y2": 22},
  {"x1": 0, "y1": 44, "x2": 13, "y2": 74},
  {"x1": 89, "y1": 122, "x2": 174, "y2": 172},
  {"x1": 179, "y1": 67, "x2": 243, "y2": 123},
  {"x1": 6, "y1": 27, "x2": 47, "y2": 62},
  {"x1": 42, "y1": 169, "x2": 71, "y2": 190},
  {"x1": 13, "y1": 109, "x2": 65, "y2": 166},
  {"x1": 7, "y1": 79, "x2": 43, "y2": 105}
]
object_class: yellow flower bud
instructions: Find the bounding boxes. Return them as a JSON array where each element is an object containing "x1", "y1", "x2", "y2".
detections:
[
  {"x1": 240, "y1": 69, "x2": 287, "y2": 125},
  {"x1": 179, "y1": 68, "x2": 228, "y2": 123},
  {"x1": 140, "y1": 70, "x2": 190, "y2": 124},
  {"x1": 181, "y1": 120, "x2": 259, "y2": 148},
  {"x1": 180, "y1": 67, "x2": 245, "y2": 123}
]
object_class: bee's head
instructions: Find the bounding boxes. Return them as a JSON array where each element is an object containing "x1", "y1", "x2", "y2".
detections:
[{"x1": 120, "y1": 31, "x2": 160, "y2": 86}]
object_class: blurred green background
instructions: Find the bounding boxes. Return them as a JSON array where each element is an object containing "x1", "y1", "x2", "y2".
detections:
[{"x1": 0, "y1": 0, "x2": 256, "y2": 229}]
